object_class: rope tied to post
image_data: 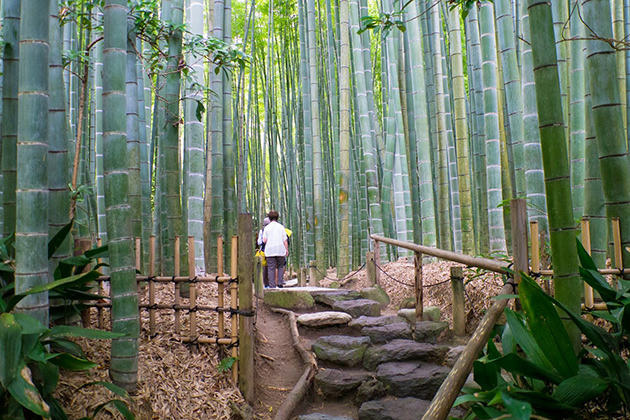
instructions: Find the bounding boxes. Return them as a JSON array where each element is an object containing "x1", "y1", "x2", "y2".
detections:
[
  {"x1": 189, "y1": 276, "x2": 198, "y2": 284},
  {"x1": 228, "y1": 277, "x2": 239, "y2": 285},
  {"x1": 226, "y1": 339, "x2": 239, "y2": 350},
  {"x1": 312, "y1": 262, "x2": 367, "y2": 282}
]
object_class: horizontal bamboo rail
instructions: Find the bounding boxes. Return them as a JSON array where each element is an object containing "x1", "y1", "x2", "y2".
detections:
[
  {"x1": 370, "y1": 234, "x2": 510, "y2": 274},
  {"x1": 97, "y1": 275, "x2": 233, "y2": 283}
]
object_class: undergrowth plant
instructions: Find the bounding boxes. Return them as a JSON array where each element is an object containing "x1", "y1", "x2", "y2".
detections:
[
  {"x1": 453, "y1": 239, "x2": 630, "y2": 419},
  {"x1": 0, "y1": 221, "x2": 135, "y2": 419}
]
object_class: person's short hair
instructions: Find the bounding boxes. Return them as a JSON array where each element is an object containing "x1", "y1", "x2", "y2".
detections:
[
  {"x1": 268, "y1": 210, "x2": 279, "y2": 221},
  {"x1": 262, "y1": 217, "x2": 271, "y2": 227}
]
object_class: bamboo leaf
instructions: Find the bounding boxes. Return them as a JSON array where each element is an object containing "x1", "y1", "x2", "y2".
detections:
[
  {"x1": 486, "y1": 353, "x2": 562, "y2": 384},
  {"x1": 501, "y1": 392, "x2": 532, "y2": 420},
  {"x1": 552, "y1": 365, "x2": 609, "y2": 407},
  {"x1": 12, "y1": 313, "x2": 48, "y2": 335},
  {"x1": 0, "y1": 313, "x2": 22, "y2": 387},
  {"x1": 7, "y1": 362, "x2": 51, "y2": 418},
  {"x1": 519, "y1": 276, "x2": 579, "y2": 378},
  {"x1": 80, "y1": 381, "x2": 130, "y2": 398},
  {"x1": 48, "y1": 353, "x2": 98, "y2": 371},
  {"x1": 92, "y1": 400, "x2": 135, "y2": 420},
  {"x1": 48, "y1": 220, "x2": 74, "y2": 260},
  {"x1": 50, "y1": 325, "x2": 126, "y2": 340},
  {"x1": 504, "y1": 308, "x2": 555, "y2": 372}
]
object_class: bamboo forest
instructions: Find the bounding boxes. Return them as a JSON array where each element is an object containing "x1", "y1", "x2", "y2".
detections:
[{"x1": 6, "y1": 0, "x2": 630, "y2": 416}]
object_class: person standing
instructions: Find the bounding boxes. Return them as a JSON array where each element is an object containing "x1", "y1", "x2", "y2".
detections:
[
  {"x1": 257, "y1": 217, "x2": 271, "y2": 287},
  {"x1": 262, "y1": 210, "x2": 288, "y2": 288}
]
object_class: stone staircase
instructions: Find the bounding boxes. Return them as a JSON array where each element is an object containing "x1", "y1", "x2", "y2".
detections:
[{"x1": 263, "y1": 287, "x2": 465, "y2": 420}]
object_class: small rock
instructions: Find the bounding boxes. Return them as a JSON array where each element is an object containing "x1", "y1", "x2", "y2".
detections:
[
  {"x1": 332, "y1": 299, "x2": 381, "y2": 318},
  {"x1": 413, "y1": 321, "x2": 450, "y2": 344},
  {"x1": 314, "y1": 368, "x2": 370, "y2": 397},
  {"x1": 312, "y1": 335, "x2": 372, "y2": 367},
  {"x1": 355, "y1": 378, "x2": 386, "y2": 405},
  {"x1": 361, "y1": 322, "x2": 412, "y2": 344},
  {"x1": 397, "y1": 306, "x2": 441, "y2": 323},
  {"x1": 446, "y1": 345, "x2": 466, "y2": 367},
  {"x1": 264, "y1": 290, "x2": 314, "y2": 310},
  {"x1": 297, "y1": 312, "x2": 353, "y2": 328},
  {"x1": 349, "y1": 315, "x2": 406, "y2": 330},
  {"x1": 398, "y1": 297, "x2": 416, "y2": 309},
  {"x1": 360, "y1": 286, "x2": 390, "y2": 308}
]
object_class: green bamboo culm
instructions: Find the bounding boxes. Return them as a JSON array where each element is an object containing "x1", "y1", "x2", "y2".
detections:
[
  {"x1": 338, "y1": 0, "x2": 350, "y2": 277},
  {"x1": 2, "y1": 0, "x2": 19, "y2": 237},
  {"x1": 103, "y1": 0, "x2": 139, "y2": 391},
  {"x1": 527, "y1": 0, "x2": 581, "y2": 349},
  {"x1": 15, "y1": 0, "x2": 50, "y2": 325},
  {"x1": 581, "y1": 0, "x2": 630, "y2": 270},
  {"x1": 569, "y1": 0, "x2": 585, "y2": 221}
]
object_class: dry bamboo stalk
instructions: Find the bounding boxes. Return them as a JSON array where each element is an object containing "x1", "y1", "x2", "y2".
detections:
[
  {"x1": 582, "y1": 302, "x2": 607, "y2": 310},
  {"x1": 174, "y1": 236, "x2": 181, "y2": 335},
  {"x1": 530, "y1": 222, "x2": 540, "y2": 275},
  {"x1": 218, "y1": 236, "x2": 225, "y2": 341},
  {"x1": 230, "y1": 236, "x2": 239, "y2": 385},
  {"x1": 97, "y1": 238, "x2": 105, "y2": 329},
  {"x1": 149, "y1": 235, "x2": 156, "y2": 335},
  {"x1": 414, "y1": 252, "x2": 423, "y2": 320},
  {"x1": 181, "y1": 337, "x2": 234, "y2": 345},
  {"x1": 374, "y1": 239, "x2": 381, "y2": 285},
  {"x1": 188, "y1": 236, "x2": 197, "y2": 344},
  {"x1": 581, "y1": 219, "x2": 594, "y2": 308},
  {"x1": 613, "y1": 217, "x2": 622, "y2": 288}
]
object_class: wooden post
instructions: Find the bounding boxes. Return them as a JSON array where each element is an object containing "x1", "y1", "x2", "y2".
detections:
[
  {"x1": 581, "y1": 218, "x2": 594, "y2": 308},
  {"x1": 366, "y1": 251, "x2": 376, "y2": 286},
  {"x1": 254, "y1": 255, "x2": 264, "y2": 297},
  {"x1": 188, "y1": 236, "x2": 197, "y2": 345},
  {"x1": 374, "y1": 240, "x2": 381, "y2": 285},
  {"x1": 510, "y1": 199, "x2": 529, "y2": 285},
  {"x1": 218, "y1": 236, "x2": 225, "y2": 342},
  {"x1": 613, "y1": 217, "x2": 622, "y2": 288},
  {"x1": 299, "y1": 267, "x2": 307, "y2": 287},
  {"x1": 238, "y1": 214, "x2": 254, "y2": 402},
  {"x1": 149, "y1": 236, "x2": 156, "y2": 336},
  {"x1": 309, "y1": 260, "x2": 318, "y2": 287},
  {"x1": 97, "y1": 238, "x2": 105, "y2": 329},
  {"x1": 414, "y1": 252, "x2": 423, "y2": 320},
  {"x1": 530, "y1": 222, "x2": 540, "y2": 278},
  {"x1": 230, "y1": 236, "x2": 239, "y2": 385},
  {"x1": 451, "y1": 266, "x2": 465, "y2": 336},
  {"x1": 174, "y1": 236, "x2": 181, "y2": 335}
]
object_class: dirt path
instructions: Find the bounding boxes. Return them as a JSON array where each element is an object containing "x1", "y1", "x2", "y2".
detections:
[{"x1": 252, "y1": 302, "x2": 304, "y2": 419}]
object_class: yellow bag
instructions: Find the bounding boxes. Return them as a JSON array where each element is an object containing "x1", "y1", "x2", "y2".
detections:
[{"x1": 255, "y1": 249, "x2": 267, "y2": 266}]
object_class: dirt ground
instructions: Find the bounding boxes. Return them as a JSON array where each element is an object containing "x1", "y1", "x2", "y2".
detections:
[{"x1": 53, "y1": 259, "x2": 505, "y2": 419}]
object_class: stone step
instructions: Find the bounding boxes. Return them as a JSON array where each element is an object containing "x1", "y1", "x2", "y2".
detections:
[
  {"x1": 312, "y1": 335, "x2": 372, "y2": 367},
  {"x1": 314, "y1": 368, "x2": 372, "y2": 400},
  {"x1": 332, "y1": 299, "x2": 382, "y2": 318},
  {"x1": 358, "y1": 396, "x2": 466, "y2": 420},
  {"x1": 297, "y1": 311, "x2": 353, "y2": 328},
  {"x1": 363, "y1": 339, "x2": 449, "y2": 371},
  {"x1": 298, "y1": 415, "x2": 355, "y2": 420},
  {"x1": 348, "y1": 315, "x2": 406, "y2": 330},
  {"x1": 375, "y1": 361, "x2": 449, "y2": 400}
]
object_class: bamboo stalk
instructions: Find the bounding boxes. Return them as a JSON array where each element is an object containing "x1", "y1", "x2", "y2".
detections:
[
  {"x1": 149, "y1": 236, "x2": 156, "y2": 335},
  {"x1": 581, "y1": 219, "x2": 594, "y2": 308},
  {"x1": 218, "y1": 236, "x2": 225, "y2": 342},
  {"x1": 174, "y1": 236, "x2": 181, "y2": 335},
  {"x1": 97, "y1": 238, "x2": 105, "y2": 329},
  {"x1": 414, "y1": 252, "x2": 423, "y2": 320},
  {"x1": 613, "y1": 217, "x2": 622, "y2": 288},
  {"x1": 230, "y1": 236, "x2": 238, "y2": 384},
  {"x1": 451, "y1": 266, "x2": 465, "y2": 336},
  {"x1": 188, "y1": 236, "x2": 197, "y2": 344},
  {"x1": 181, "y1": 337, "x2": 234, "y2": 345},
  {"x1": 136, "y1": 237, "x2": 142, "y2": 331},
  {"x1": 530, "y1": 222, "x2": 540, "y2": 275}
]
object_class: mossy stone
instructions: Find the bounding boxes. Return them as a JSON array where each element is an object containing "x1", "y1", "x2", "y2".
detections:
[
  {"x1": 264, "y1": 290, "x2": 315, "y2": 310},
  {"x1": 360, "y1": 286, "x2": 390, "y2": 308}
]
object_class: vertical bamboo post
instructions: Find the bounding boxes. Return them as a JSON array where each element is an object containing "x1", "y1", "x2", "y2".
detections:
[
  {"x1": 174, "y1": 236, "x2": 181, "y2": 335},
  {"x1": 539, "y1": 228, "x2": 551, "y2": 294},
  {"x1": 530, "y1": 222, "x2": 540, "y2": 277},
  {"x1": 238, "y1": 214, "x2": 254, "y2": 402},
  {"x1": 414, "y1": 251, "x2": 423, "y2": 320},
  {"x1": 218, "y1": 236, "x2": 225, "y2": 341},
  {"x1": 149, "y1": 235, "x2": 156, "y2": 335},
  {"x1": 230, "y1": 236, "x2": 239, "y2": 385},
  {"x1": 374, "y1": 239, "x2": 381, "y2": 285},
  {"x1": 188, "y1": 236, "x2": 197, "y2": 344},
  {"x1": 451, "y1": 266, "x2": 465, "y2": 336},
  {"x1": 299, "y1": 267, "x2": 307, "y2": 287},
  {"x1": 613, "y1": 217, "x2": 622, "y2": 289},
  {"x1": 309, "y1": 260, "x2": 317, "y2": 287},
  {"x1": 254, "y1": 255, "x2": 264, "y2": 297},
  {"x1": 366, "y1": 251, "x2": 376, "y2": 286},
  {"x1": 581, "y1": 218, "x2": 594, "y2": 308},
  {"x1": 97, "y1": 238, "x2": 105, "y2": 329}
]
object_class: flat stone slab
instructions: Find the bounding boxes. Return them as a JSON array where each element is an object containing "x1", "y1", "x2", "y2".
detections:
[
  {"x1": 360, "y1": 286, "x2": 390, "y2": 308},
  {"x1": 314, "y1": 368, "x2": 371, "y2": 398},
  {"x1": 398, "y1": 306, "x2": 441, "y2": 323},
  {"x1": 298, "y1": 414, "x2": 355, "y2": 420},
  {"x1": 376, "y1": 362, "x2": 449, "y2": 399},
  {"x1": 332, "y1": 299, "x2": 381, "y2": 318},
  {"x1": 297, "y1": 311, "x2": 353, "y2": 328},
  {"x1": 312, "y1": 290, "x2": 362, "y2": 306},
  {"x1": 312, "y1": 335, "x2": 372, "y2": 367},
  {"x1": 361, "y1": 322, "x2": 412, "y2": 344},
  {"x1": 413, "y1": 321, "x2": 450, "y2": 344},
  {"x1": 363, "y1": 340, "x2": 449, "y2": 371},
  {"x1": 349, "y1": 315, "x2": 406, "y2": 330},
  {"x1": 359, "y1": 397, "x2": 431, "y2": 420},
  {"x1": 264, "y1": 289, "x2": 315, "y2": 310}
]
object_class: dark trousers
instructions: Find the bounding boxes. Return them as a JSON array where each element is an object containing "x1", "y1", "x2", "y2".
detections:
[{"x1": 267, "y1": 256, "x2": 286, "y2": 288}]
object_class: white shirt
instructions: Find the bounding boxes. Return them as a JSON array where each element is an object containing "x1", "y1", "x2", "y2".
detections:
[{"x1": 262, "y1": 221, "x2": 288, "y2": 257}]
